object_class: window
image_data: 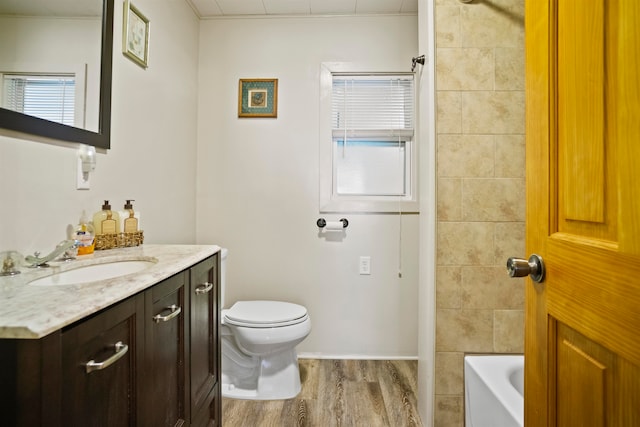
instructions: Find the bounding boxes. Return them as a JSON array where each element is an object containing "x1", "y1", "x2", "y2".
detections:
[
  {"x1": 2, "y1": 74, "x2": 76, "y2": 126},
  {"x1": 320, "y1": 65, "x2": 418, "y2": 213}
]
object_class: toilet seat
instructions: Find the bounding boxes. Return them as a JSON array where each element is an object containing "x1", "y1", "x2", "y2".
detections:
[{"x1": 224, "y1": 300, "x2": 308, "y2": 328}]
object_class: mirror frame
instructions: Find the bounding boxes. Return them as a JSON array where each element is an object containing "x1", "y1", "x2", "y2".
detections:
[{"x1": 0, "y1": 0, "x2": 113, "y2": 149}]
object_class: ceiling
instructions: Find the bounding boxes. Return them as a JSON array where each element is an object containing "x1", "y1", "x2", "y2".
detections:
[
  {"x1": 0, "y1": 0, "x2": 418, "y2": 19},
  {"x1": 188, "y1": 0, "x2": 418, "y2": 18}
]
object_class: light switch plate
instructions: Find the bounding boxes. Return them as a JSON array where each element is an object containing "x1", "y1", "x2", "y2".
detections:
[
  {"x1": 76, "y1": 158, "x2": 90, "y2": 190},
  {"x1": 359, "y1": 256, "x2": 371, "y2": 275}
]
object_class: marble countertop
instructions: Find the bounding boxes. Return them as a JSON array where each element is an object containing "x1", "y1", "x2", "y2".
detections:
[{"x1": 0, "y1": 244, "x2": 220, "y2": 339}]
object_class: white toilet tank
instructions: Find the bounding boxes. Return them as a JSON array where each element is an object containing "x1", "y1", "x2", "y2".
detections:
[{"x1": 220, "y1": 248, "x2": 228, "y2": 308}]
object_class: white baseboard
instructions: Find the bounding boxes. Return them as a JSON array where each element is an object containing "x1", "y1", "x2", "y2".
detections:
[{"x1": 297, "y1": 352, "x2": 418, "y2": 361}]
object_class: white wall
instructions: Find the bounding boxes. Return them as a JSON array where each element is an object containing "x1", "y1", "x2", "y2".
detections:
[
  {"x1": 196, "y1": 15, "x2": 420, "y2": 358},
  {"x1": 0, "y1": 2, "x2": 422, "y2": 360},
  {"x1": 0, "y1": 0, "x2": 199, "y2": 255}
]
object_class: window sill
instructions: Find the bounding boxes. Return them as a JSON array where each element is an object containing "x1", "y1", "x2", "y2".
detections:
[{"x1": 319, "y1": 198, "x2": 419, "y2": 214}]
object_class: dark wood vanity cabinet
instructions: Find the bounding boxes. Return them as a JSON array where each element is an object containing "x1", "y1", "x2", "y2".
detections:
[{"x1": 0, "y1": 254, "x2": 220, "y2": 427}]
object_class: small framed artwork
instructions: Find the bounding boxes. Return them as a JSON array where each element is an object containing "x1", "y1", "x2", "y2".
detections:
[
  {"x1": 123, "y1": 0, "x2": 150, "y2": 68},
  {"x1": 238, "y1": 79, "x2": 278, "y2": 118}
]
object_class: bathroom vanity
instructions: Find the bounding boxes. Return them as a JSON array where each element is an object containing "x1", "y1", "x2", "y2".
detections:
[{"x1": 0, "y1": 245, "x2": 221, "y2": 427}]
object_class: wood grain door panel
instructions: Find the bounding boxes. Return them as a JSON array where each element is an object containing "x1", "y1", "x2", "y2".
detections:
[{"x1": 525, "y1": 0, "x2": 640, "y2": 425}]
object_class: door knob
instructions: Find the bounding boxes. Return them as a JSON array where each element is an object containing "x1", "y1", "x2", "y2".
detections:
[{"x1": 506, "y1": 254, "x2": 545, "y2": 283}]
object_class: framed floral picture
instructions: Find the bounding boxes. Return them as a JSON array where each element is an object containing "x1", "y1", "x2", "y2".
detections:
[
  {"x1": 238, "y1": 79, "x2": 278, "y2": 118},
  {"x1": 123, "y1": 0, "x2": 150, "y2": 68}
]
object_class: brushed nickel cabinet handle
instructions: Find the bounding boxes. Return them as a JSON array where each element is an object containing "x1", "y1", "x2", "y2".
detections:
[
  {"x1": 85, "y1": 341, "x2": 128, "y2": 373},
  {"x1": 153, "y1": 304, "x2": 182, "y2": 323},
  {"x1": 195, "y1": 282, "x2": 213, "y2": 295}
]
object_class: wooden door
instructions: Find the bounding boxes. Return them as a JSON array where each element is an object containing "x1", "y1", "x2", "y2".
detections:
[{"x1": 525, "y1": 0, "x2": 640, "y2": 426}]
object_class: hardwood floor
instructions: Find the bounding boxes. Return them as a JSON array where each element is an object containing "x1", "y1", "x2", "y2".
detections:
[{"x1": 222, "y1": 359, "x2": 423, "y2": 427}]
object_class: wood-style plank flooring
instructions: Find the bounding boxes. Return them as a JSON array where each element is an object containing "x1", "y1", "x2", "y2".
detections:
[{"x1": 222, "y1": 359, "x2": 423, "y2": 427}]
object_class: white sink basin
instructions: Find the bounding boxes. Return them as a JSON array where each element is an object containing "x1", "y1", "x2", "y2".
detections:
[{"x1": 28, "y1": 259, "x2": 157, "y2": 287}]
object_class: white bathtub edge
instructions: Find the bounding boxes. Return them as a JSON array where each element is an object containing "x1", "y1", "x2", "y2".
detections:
[{"x1": 464, "y1": 354, "x2": 524, "y2": 427}]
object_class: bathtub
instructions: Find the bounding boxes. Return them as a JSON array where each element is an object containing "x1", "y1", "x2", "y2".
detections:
[{"x1": 464, "y1": 355, "x2": 524, "y2": 427}]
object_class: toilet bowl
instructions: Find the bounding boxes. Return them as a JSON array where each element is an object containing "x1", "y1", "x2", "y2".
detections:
[{"x1": 219, "y1": 249, "x2": 311, "y2": 400}]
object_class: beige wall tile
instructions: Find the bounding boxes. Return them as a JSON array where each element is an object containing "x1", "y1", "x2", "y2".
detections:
[
  {"x1": 435, "y1": 396, "x2": 464, "y2": 427},
  {"x1": 436, "y1": 309, "x2": 493, "y2": 352},
  {"x1": 462, "y1": 91, "x2": 525, "y2": 134},
  {"x1": 436, "y1": 6, "x2": 461, "y2": 48},
  {"x1": 437, "y1": 91, "x2": 462, "y2": 134},
  {"x1": 462, "y1": 178, "x2": 525, "y2": 221},
  {"x1": 435, "y1": 352, "x2": 464, "y2": 395},
  {"x1": 493, "y1": 309, "x2": 525, "y2": 353},
  {"x1": 436, "y1": 48, "x2": 494, "y2": 90},
  {"x1": 437, "y1": 134, "x2": 495, "y2": 177},
  {"x1": 436, "y1": 266, "x2": 463, "y2": 309},
  {"x1": 494, "y1": 222, "x2": 525, "y2": 265},
  {"x1": 495, "y1": 47, "x2": 525, "y2": 90},
  {"x1": 461, "y1": 266, "x2": 524, "y2": 309},
  {"x1": 434, "y1": 0, "x2": 525, "y2": 404},
  {"x1": 437, "y1": 222, "x2": 495, "y2": 266},
  {"x1": 438, "y1": 179, "x2": 463, "y2": 221},
  {"x1": 460, "y1": 1, "x2": 524, "y2": 48},
  {"x1": 495, "y1": 134, "x2": 525, "y2": 178}
]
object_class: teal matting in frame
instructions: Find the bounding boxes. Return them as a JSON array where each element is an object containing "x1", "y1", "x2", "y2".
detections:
[{"x1": 238, "y1": 79, "x2": 278, "y2": 118}]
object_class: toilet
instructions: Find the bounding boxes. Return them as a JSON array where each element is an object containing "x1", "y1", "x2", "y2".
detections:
[{"x1": 219, "y1": 248, "x2": 311, "y2": 400}]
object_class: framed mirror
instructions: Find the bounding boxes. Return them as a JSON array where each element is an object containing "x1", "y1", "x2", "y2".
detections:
[{"x1": 0, "y1": 0, "x2": 113, "y2": 149}]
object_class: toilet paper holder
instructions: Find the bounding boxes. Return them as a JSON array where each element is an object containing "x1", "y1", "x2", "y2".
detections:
[{"x1": 316, "y1": 218, "x2": 349, "y2": 229}]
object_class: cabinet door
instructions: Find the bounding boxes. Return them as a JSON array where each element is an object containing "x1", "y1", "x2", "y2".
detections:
[
  {"x1": 191, "y1": 383, "x2": 220, "y2": 427},
  {"x1": 61, "y1": 295, "x2": 144, "y2": 427},
  {"x1": 144, "y1": 272, "x2": 189, "y2": 427},
  {"x1": 189, "y1": 255, "x2": 219, "y2": 426}
]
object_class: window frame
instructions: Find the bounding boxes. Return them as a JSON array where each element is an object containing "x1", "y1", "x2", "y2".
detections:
[{"x1": 319, "y1": 62, "x2": 419, "y2": 213}]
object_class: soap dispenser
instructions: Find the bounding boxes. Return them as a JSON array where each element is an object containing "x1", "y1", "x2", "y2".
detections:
[
  {"x1": 73, "y1": 210, "x2": 95, "y2": 255},
  {"x1": 119, "y1": 200, "x2": 140, "y2": 233},
  {"x1": 93, "y1": 200, "x2": 121, "y2": 235}
]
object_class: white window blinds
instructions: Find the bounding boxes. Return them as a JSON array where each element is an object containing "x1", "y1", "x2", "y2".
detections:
[
  {"x1": 2, "y1": 74, "x2": 75, "y2": 126},
  {"x1": 331, "y1": 74, "x2": 414, "y2": 137}
]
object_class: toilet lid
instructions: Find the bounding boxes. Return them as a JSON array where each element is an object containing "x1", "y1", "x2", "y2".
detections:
[{"x1": 224, "y1": 300, "x2": 308, "y2": 327}]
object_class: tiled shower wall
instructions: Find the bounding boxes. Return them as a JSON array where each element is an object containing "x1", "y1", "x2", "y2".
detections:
[{"x1": 433, "y1": 0, "x2": 525, "y2": 425}]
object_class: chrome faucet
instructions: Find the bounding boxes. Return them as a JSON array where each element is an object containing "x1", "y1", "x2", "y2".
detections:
[{"x1": 25, "y1": 240, "x2": 78, "y2": 268}]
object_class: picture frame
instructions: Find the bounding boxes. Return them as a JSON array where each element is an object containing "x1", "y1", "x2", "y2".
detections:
[
  {"x1": 238, "y1": 79, "x2": 278, "y2": 118},
  {"x1": 122, "y1": 0, "x2": 150, "y2": 68}
]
